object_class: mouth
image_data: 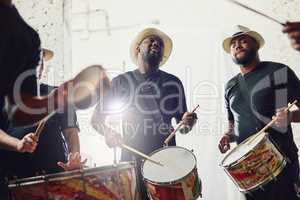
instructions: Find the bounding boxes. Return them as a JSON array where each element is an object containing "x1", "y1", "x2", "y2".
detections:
[
  {"x1": 150, "y1": 46, "x2": 161, "y2": 53},
  {"x1": 236, "y1": 49, "x2": 246, "y2": 56}
]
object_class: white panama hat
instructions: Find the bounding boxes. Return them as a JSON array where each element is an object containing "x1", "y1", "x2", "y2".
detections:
[
  {"x1": 130, "y1": 27, "x2": 173, "y2": 67},
  {"x1": 222, "y1": 25, "x2": 265, "y2": 53}
]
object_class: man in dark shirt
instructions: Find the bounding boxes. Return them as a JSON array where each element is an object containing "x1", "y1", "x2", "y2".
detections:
[
  {"x1": 219, "y1": 25, "x2": 300, "y2": 200},
  {"x1": 0, "y1": 1, "x2": 40, "y2": 151},
  {"x1": 0, "y1": 83, "x2": 80, "y2": 179},
  {"x1": 91, "y1": 28, "x2": 197, "y2": 199}
]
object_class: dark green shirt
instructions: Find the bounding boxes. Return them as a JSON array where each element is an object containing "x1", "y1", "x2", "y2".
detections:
[{"x1": 225, "y1": 61, "x2": 300, "y2": 159}]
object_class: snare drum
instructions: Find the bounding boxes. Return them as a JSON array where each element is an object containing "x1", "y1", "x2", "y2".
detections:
[
  {"x1": 142, "y1": 146, "x2": 202, "y2": 200},
  {"x1": 221, "y1": 132, "x2": 287, "y2": 193},
  {"x1": 9, "y1": 162, "x2": 139, "y2": 200}
]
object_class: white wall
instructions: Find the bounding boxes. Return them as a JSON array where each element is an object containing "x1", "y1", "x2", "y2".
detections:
[{"x1": 15, "y1": 0, "x2": 68, "y2": 85}]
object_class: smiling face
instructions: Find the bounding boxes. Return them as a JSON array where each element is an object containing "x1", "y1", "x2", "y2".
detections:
[
  {"x1": 137, "y1": 35, "x2": 164, "y2": 68},
  {"x1": 230, "y1": 34, "x2": 259, "y2": 66}
]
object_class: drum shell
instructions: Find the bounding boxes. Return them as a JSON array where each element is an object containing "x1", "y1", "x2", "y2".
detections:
[
  {"x1": 9, "y1": 162, "x2": 139, "y2": 200},
  {"x1": 221, "y1": 133, "x2": 287, "y2": 193}
]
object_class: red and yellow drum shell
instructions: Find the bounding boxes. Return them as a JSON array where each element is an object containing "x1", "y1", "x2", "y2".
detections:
[
  {"x1": 9, "y1": 162, "x2": 140, "y2": 200},
  {"x1": 221, "y1": 133, "x2": 287, "y2": 192}
]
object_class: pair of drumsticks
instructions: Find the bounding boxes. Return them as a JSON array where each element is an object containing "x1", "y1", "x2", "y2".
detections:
[
  {"x1": 122, "y1": 105, "x2": 199, "y2": 167},
  {"x1": 34, "y1": 105, "x2": 199, "y2": 167}
]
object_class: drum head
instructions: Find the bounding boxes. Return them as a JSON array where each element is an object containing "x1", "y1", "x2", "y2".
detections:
[
  {"x1": 221, "y1": 132, "x2": 266, "y2": 167},
  {"x1": 142, "y1": 146, "x2": 196, "y2": 184}
]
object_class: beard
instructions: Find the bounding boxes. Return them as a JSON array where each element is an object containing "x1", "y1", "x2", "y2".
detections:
[
  {"x1": 142, "y1": 50, "x2": 162, "y2": 66},
  {"x1": 232, "y1": 48, "x2": 257, "y2": 65}
]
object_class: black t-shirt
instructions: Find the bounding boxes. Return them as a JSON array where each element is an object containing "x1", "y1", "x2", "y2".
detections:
[
  {"x1": 0, "y1": 4, "x2": 40, "y2": 96},
  {"x1": 93, "y1": 69, "x2": 187, "y2": 160},
  {"x1": 225, "y1": 61, "x2": 300, "y2": 159},
  {"x1": 0, "y1": 84, "x2": 79, "y2": 179}
]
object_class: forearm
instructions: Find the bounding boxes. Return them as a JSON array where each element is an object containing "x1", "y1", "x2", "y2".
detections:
[
  {"x1": 0, "y1": 129, "x2": 19, "y2": 152},
  {"x1": 63, "y1": 128, "x2": 80, "y2": 153},
  {"x1": 0, "y1": 0, "x2": 12, "y2": 6},
  {"x1": 6, "y1": 92, "x2": 58, "y2": 126},
  {"x1": 92, "y1": 121, "x2": 115, "y2": 136},
  {"x1": 224, "y1": 121, "x2": 235, "y2": 142}
]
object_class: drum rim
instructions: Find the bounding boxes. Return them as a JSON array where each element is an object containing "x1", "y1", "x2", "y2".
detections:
[
  {"x1": 8, "y1": 161, "x2": 135, "y2": 187},
  {"x1": 141, "y1": 146, "x2": 197, "y2": 185},
  {"x1": 220, "y1": 132, "x2": 268, "y2": 168}
]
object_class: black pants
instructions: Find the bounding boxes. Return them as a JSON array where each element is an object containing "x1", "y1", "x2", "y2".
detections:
[
  {"x1": 0, "y1": 178, "x2": 9, "y2": 200},
  {"x1": 245, "y1": 164, "x2": 298, "y2": 200}
]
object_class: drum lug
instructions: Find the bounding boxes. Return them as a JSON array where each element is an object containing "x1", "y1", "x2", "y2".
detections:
[{"x1": 190, "y1": 149, "x2": 194, "y2": 153}]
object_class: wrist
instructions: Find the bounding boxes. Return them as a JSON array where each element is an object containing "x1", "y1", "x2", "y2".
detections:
[{"x1": 224, "y1": 132, "x2": 235, "y2": 142}]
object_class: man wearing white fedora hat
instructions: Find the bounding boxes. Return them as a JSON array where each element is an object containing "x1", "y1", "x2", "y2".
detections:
[
  {"x1": 219, "y1": 25, "x2": 300, "y2": 199},
  {"x1": 91, "y1": 27, "x2": 197, "y2": 199}
]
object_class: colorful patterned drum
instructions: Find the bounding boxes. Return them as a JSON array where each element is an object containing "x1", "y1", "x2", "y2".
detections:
[
  {"x1": 221, "y1": 132, "x2": 287, "y2": 192},
  {"x1": 142, "y1": 146, "x2": 202, "y2": 200},
  {"x1": 9, "y1": 162, "x2": 140, "y2": 200}
]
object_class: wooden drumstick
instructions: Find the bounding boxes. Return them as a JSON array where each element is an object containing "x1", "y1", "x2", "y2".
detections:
[
  {"x1": 34, "y1": 120, "x2": 46, "y2": 141},
  {"x1": 248, "y1": 100, "x2": 298, "y2": 143},
  {"x1": 164, "y1": 105, "x2": 199, "y2": 146},
  {"x1": 34, "y1": 111, "x2": 56, "y2": 141},
  {"x1": 121, "y1": 144, "x2": 164, "y2": 167},
  {"x1": 226, "y1": 0, "x2": 285, "y2": 26}
]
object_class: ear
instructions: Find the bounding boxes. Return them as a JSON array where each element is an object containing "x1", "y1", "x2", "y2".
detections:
[
  {"x1": 253, "y1": 40, "x2": 260, "y2": 50},
  {"x1": 136, "y1": 45, "x2": 140, "y2": 53}
]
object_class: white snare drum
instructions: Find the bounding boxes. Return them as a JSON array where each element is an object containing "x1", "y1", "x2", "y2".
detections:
[
  {"x1": 142, "y1": 146, "x2": 202, "y2": 200},
  {"x1": 221, "y1": 132, "x2": 287, "y2": 192}
]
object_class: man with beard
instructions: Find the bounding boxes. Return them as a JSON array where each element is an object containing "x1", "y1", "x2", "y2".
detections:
[
  {"x1": 91, "y1": 28, "x2": 197, "y2": 199},
  {"x1": 218, "y1": 25, "x2": 300, "y2": 200}
]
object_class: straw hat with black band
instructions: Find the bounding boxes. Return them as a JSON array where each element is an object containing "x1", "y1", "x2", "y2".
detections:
[{"x1": 222, "y1": 25, "x2": 265, "y2": 53}]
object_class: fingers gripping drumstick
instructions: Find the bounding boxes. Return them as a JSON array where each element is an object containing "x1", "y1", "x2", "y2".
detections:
[{"x1": 164, "y1": 105, "x2": 199, "y2": 145}]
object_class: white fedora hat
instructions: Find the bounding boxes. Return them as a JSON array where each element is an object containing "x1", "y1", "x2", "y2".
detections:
[
  {"x1": 130, "y1": 27, "x2": 173, "y2": 67},
  {"x1": 222, "y1": 25, "x2": 265, "y2": 53}
]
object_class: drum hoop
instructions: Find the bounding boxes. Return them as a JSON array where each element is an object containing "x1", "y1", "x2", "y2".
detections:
[
  {"x1": 8, "y1": 161, "x2": 135, "y2": 187},
  {"x1": 141, "y1": 146, "x2": 197, "y2": 185},
  {"x1": 220, "y1": 132, "x2": 268, "y2": 168},
  {"x1": 238, "y1": 159, "x2": 287, "y2": 193}
]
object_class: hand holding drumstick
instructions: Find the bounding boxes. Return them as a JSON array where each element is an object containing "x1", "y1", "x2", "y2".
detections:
[{"x1": 104, "y1": 129, "x2": 163, "y2": 166}]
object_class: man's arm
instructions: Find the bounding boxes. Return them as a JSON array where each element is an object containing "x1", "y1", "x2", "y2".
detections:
[
  {"x1": 6, "y1": 66, "x2": 110, "y2": 127},
  {"x1": 91, "y1": 111, "x2": 122, "y2": 148},
  {"x1": 219, "y1": 120, "x2": 235, "y2": 154},
  {"x1": 0, "y1": 129, "x2": 37, "y2": 153},
  {"x1": 62, "y1": 127, "x2": 80, "y2": 154},
  {"x1": 0, "y1": 0, "x2": 12, "y2": 6},
  {"x1": 282, "y1": 22, "x2": 300, "y2": 51}
]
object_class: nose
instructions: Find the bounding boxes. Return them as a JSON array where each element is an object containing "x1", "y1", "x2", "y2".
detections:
[
  {"x1": 233, "y1": 40, "x2": 242, "y2": 51},
  {"x1": 152, "y1": 40, "x2": 160, "y2": 47}
]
